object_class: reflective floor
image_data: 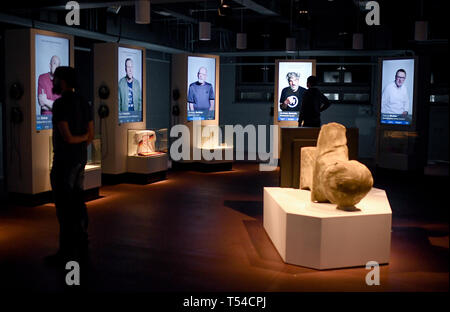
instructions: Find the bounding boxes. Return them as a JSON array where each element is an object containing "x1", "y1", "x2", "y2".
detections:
[{"x1": 0, "y1": 163, "x2": 448, "y2": 292}]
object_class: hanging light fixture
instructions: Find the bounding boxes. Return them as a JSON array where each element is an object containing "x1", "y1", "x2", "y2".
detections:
[
  {"x1": 199, "y1": 22, "x2": 211, "y2": 41},
  {"x1": 286, "y1": 37, "x2": 296, "y2": 52},
  {"x1": 237, "y1": 33, "x2": 247, "y2": 49},
  {"x1": 286, "y1": 0, "x2": 296, "y2": 52},
  {"x1": 352, "y1": 33, "x2": 364, "y2": 49},
  {"x1": 135, "y1": 0, "x2": 150, "y2": 24},
  {"x1": 414, "y1": 21, "x2": 428, "y2": 41},
  {"x1": 236, "y1": 9, "x2": 246, "y2": 49},
  {"x1": 414, "y1": 1, "x2": 428, "y2": 41},
  {"x1": 352, "y1": 6, "x2": 363, "y2": 50},
  {"x1": 199, "y1": 0, "x2": 211, "y2": 41}
]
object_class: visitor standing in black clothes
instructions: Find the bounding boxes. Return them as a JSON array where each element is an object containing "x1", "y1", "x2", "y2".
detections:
[
  {"x1": 47, "y1": 66, "x2": 94, "y2": 264},
  {"x1": 298, "y1": 75, "x2": 331, "y2": 127}
]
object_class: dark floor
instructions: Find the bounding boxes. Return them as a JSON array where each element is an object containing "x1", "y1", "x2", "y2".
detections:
[{"x1": 0, "y1": 163, "x2": 448, "y2": 292}]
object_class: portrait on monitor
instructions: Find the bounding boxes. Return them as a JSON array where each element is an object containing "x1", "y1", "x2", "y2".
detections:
[
  {"x1": 118, "y1": 47, "x2": 143, "y2": 124},
  {"x1": 380, "y1": 58, "x2": 415, "y2": 126},
  {"x1": 35, "y1": 34, "x2": 70, "y2": 131},
  {"x1": 277, "y1": 61, "x2": 313, "y2": 122},
  {"x1": 187, "y1": 56, "x2": 216, "y2": 121}
]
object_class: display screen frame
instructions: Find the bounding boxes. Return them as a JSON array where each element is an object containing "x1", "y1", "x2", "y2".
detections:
[
  {"x1": 117, "y1": 45, "x2": 144, "y2": 124},
  {"x1": 274, "y1": 59, "x2": 316, "y2": 124},
  {"x1": 33, "y1": 30, "x2": 73, "y2": 132},
  {"x1": 186, "y1": 55, "x2": 218, "y2": 122},
  {"x1": 377, "y1": 56, "x2": 418, "y2": 130}
]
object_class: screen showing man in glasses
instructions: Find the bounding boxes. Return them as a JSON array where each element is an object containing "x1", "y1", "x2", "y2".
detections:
[{"x1": 380, "y1": 58, "x2": 414, "y2": 125}]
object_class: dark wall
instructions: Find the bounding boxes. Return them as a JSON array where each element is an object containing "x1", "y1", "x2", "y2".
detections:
[
  {"x1": 0, "y1": 28, "x2": 5, "y2": 189},
  {"x1": 146, "y1": 56, "x2": 170, "y2": 131}
]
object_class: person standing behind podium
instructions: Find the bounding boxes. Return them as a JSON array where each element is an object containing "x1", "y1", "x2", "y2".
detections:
[{"x1": 298, "y1": 76, "x2": 331, "y2": 127}]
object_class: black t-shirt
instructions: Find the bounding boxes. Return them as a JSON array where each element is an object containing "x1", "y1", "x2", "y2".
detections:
[
  {"x1": 279, "y1": 86, "x2": 306, "y2": 111},
  {"x1": 299, "y1": 87, "x2": 331, "y2": 126},
  {"x1": 52, "y1": 91, "x2": 93, "y2": 165}
]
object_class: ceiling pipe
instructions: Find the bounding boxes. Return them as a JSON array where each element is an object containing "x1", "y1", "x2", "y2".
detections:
[{"x1": 0, "y1": 12, "x2": 185, "y2": 54}]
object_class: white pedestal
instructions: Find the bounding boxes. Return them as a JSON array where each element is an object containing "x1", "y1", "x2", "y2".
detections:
[
  {"x1": 127, "y1": 153, "x2": 168, "y2": 174},
  {"x1": 84, "y1": 164, "x2": 101, "y2": 190},
  {"x1": 194, "y1": 146, "x2": 234, "y2": 164},
  {"x1": 263, "y1": 187, "x2": 392, "y2": 270}
]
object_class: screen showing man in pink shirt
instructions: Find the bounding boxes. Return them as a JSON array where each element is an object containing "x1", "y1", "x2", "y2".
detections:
[{"x1": 37, "y1": 55, "x2": 61, "y2": 115}]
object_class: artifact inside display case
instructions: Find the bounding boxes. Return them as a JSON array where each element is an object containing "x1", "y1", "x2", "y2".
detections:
[
  {"x1": 136, "y1": 130, "x2": 156, "y2": 156},
  {"x1": 128, "y1": 129, "x2": 167, "y2": 157},
  {"x1": 195, "y1": 125, "x2": 230, "y2": 149},
  {"x1": 300, "y1": 122, "x2": 373, "y2": 211}
]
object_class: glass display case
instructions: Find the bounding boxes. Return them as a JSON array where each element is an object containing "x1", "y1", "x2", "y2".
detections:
[
  {"x1": 49, "y1": 136, "x2": 102, "y2": 171},
  {"x1": 194, "y1": 125, "x2": 231, "y2": 149},
  {"x1": 127, "y1": 129, "x2": 167, "y2": 157},
  {"x1": 155, "y1": 128, "x2": 168, "y2": 153},
  {"x1": 86, "y1": 138, "x2": 102, "y2": 171}
]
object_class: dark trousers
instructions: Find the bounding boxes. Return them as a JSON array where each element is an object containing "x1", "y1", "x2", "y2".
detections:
[
  {"x1": 50, "y1": 162, "x2": 88, "y2": 255},
  {"x1": 303, "y1": 121, "x2": 321, "y2": 127}
]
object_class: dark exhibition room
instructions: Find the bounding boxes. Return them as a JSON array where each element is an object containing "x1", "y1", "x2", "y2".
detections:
[{"x1": 0, "y1": 0, "x2": 448, "y2": 306}]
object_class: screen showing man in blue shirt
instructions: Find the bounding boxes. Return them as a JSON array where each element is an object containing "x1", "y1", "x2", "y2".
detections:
[{"x1": 187, "y1": 66, "x2": 215, "y2": 120}]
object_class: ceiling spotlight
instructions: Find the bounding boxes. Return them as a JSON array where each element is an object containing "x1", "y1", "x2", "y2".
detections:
[
  {"x1": 218, "y1": 0, "x2": 232, "y2": 16},
  {"x1": 107, "y1": 5, "x2": 121, "y2": 14},
  {"x1": 154, "y1": 10, "x2": 171, "y2": 17},
  {"x1": 299, "y1": 10, "x2": 308, "y2": 14}
]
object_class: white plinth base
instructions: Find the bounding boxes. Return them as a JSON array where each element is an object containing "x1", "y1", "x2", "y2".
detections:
[
  {"x1": 127, "y1": 153, "x2": 168, "y2": 174},
  {"x1": 83, "y1": 164, "x2": 101, "y2": 190},
  {"x1": 263, "y1": 187, "x2": 392, "y2": 270},
  {"x1": 193, "y1": 146, "x2": 234, "y2": 164}
]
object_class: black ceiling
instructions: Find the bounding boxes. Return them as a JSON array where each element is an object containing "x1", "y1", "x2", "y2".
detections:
[{"x1": 0, "y1": 0, "x2": 448, "y2": 52}]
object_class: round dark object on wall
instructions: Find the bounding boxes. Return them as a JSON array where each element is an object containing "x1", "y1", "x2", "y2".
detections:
[
  {"x1": 172, "y1": 89, "x2": 180, "y2": 101},
  {"x1": 98, "y1": 85, "x2": 110, "y2": 100},
  {"x1": 11, "y1": 107, "x2": 24, "y2": 124},
  {"x1": 98, "y1": 104, "x2": 110, "y2": 119},
  {"x1": 10, "y1": 82, "x2": 24, "y2": 100},
  {"x1": 172, "y1": 105, "x2": 180, "y2": 116}
]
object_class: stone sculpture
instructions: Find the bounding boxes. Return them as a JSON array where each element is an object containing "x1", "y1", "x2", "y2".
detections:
[
  {"x1": 299, "y1": 146, "x2": 316, "y2": 190},
  {"x1": 300, "y1": 122, "x2": 373, "y2": 211}
]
